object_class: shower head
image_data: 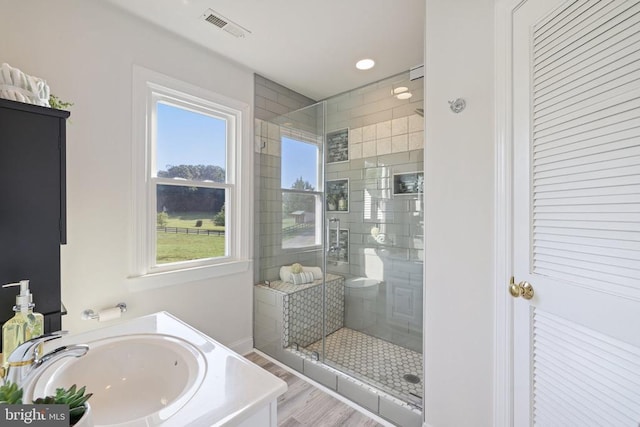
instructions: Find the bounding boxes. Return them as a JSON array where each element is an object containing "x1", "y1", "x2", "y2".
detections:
[{"x1": 415, "y1": 108, "x2": 424, "y2": 117}]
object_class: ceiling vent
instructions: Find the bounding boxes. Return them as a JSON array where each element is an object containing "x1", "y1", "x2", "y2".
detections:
[{"x1": 202, "y1": 9, "x2": 251, "y2": 38}]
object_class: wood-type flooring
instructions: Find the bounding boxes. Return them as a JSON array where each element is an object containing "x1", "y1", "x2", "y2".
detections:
[{"x1": 245, "y1": 352, "x2": 386, "y2": 427}]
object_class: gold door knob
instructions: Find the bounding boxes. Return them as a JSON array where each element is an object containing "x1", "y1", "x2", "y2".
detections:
[{"x1": 509, "y1": 277, "x2": 534, "y2": 300}]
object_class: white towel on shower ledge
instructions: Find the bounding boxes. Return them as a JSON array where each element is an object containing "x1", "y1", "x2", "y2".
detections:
[
  {"x1": 279, "y1": 265, "x2": 323, "y2": 283},
  {"x1": 290, "y1": 272, "x2": 315, "y2": 285}
]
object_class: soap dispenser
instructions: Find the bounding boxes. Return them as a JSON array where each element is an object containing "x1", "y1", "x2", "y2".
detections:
[{"x1": 2, "y1": 280, "x2": 44, "y2": 364}]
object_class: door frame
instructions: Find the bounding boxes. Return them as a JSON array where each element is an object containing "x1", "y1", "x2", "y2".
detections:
[{"x1": 494, "y1": 0, "x2": 527, "y2": 426}]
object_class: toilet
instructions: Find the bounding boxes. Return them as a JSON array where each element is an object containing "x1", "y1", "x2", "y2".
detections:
[
  {"x1": 343, "y1": 247, "x2": 385, "y2": 330},
  {"x1": 345, "y1": 277, "x2": 380, "y2": 289},
  {"x1": 344, "y1": 276, "x2": 380, "y2": 331}
]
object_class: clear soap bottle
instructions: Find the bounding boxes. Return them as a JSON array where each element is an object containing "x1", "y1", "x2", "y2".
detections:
[{"x1": 2, "y1": 280, "x2": 44, "y2": 365}]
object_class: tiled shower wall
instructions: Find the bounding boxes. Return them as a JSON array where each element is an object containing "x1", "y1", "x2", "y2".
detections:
[
  {"x1": 254, "y1": 74, "x2": 315, "y2": 122},
  {"x1": 254, "y1": 74, "x2": 425, "y2": 342},
  {"x1": 324, "y1": 74, "x2": 424, "y2": 345},
  {"x1": 324, "y1": 74, "x2": 424, "y2": 275},
  {"x1": 324, "y1": 119, "x2": 424, "y2": 278},
  {"x1": 255, "y1": 118, "x2": 324, "y2": 282},
  {"x1": 254, "y1": 75, "x2": 319, "y2": 283}
]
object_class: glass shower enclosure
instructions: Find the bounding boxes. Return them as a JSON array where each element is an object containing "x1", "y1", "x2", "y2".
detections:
[{"x1": 253, "y1": 71, "x2": 424, "y2": 408}]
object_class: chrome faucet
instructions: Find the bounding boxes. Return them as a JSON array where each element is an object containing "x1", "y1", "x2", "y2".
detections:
[{"x1": 2, "y1": 331, "x2": 89, "y2": 393}]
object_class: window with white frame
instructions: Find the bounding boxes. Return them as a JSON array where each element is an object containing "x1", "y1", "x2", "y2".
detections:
[
  {"x1": 280, "y1": 136, "x2": 322, "y2": 249},
  {"x1": 132, "y1": 67, "x2": 250, "y2": 285},
  {"x1": 153, "y1": 100, "x2": 230, "y2": 264}
]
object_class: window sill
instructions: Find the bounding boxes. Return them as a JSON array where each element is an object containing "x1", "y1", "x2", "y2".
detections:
[
  {"x1": 280, "y1": 246, "x2": 322, "y2": 254},
  {"x1": 127, "y1": 259, "x2": 251, "y2": 292}
]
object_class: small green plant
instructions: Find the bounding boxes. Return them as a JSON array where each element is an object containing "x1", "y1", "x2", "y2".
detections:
[
  {"x1": 1, "y1": 382, "x2": 91, "y2": 425},
  {"x1": 48, "y1": 94, "x2": 74, "y2": 110},
  {"x1": 213, "y1": 205, "x2": 225, "y2": 226},
  {"x1": 157, "y1": 211, "x2": 169, "y2": 227},
  {"x1": 0, "y1": 381, "x2": 23, "y2": 404},
  {"x1": 33, "y1": 384, "x2": 92, "y2": 426}
]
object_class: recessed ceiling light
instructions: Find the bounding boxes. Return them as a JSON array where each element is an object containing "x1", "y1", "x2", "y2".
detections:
[
  {"x1": 396, "y1": 92, "x2": 413, "y2": 100},
  {"x1": 393, "y1": 86, "x2": 408, "y2": 94},
  {"x1": 356, "y1": 59, "x2": 375, "y2": 70}
]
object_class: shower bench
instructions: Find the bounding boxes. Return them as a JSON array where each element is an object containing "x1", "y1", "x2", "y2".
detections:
[{"x1": 254, "y1": 274, "x2": 344, "y2": 354}]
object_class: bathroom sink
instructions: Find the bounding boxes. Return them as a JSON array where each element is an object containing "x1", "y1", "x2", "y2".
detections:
[
  {"x1": 26, "y1": 312, "x2": 286, "y2": 426},
  {"x1": 32, "y1": 334, "x2": 207, "y2": 426}
]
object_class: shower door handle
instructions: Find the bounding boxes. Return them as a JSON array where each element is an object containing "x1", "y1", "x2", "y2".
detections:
[{"x1": 326, "y1": 219, "x2": 330, "y2": 253}]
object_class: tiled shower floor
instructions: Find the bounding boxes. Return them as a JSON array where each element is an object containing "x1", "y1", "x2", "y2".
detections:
[{"x1": 305, "y1": 327, "x2": 423, "y2": 401}]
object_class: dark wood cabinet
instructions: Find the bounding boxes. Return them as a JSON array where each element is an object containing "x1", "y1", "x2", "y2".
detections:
[{"x1": 0, "y1": 99, "x2": 69, "y2": 348}]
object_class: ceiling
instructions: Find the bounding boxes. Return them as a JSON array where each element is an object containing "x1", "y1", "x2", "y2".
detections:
[{"x1": 104, "y1": 0, "x2": 425, "y2": 100}]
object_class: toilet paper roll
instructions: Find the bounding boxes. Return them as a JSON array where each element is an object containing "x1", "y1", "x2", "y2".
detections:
[{"x1": 97, "y1": 307, "x2": 122, "y2": 322}]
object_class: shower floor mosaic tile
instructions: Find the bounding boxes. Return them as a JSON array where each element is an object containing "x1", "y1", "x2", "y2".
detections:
[{"x1": 305, "y1": 327, "x2": 423, "y2": 400}]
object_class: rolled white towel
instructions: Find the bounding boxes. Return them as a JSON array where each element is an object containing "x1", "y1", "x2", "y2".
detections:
[
  {"x1": 1, "y1": 66, "x2": 11, "y2": 85},
  {"x1": 303, "y1": 266, "x2": 323, "y2": 279},
  {"x1": 279, "y1": 266, "x2": 293, "y2": 283},
  {"x1": 279, "y1": 265, "x2": 323, "y2": 283},
  {"x1": 0, "y1": 63, "x2": 49, "y2": 106},
  {"x1": 290, "y1": 271, "x2": 315, "y2": 285}
]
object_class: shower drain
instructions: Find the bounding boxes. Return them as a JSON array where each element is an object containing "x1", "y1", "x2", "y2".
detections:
[{"x1": 403, "y1": 374, "x2": 421, "y2": 384}]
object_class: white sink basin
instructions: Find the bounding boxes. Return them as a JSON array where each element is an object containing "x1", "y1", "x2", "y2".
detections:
[
  {"x1": 33, "y1": 334, "x2": 206, "y2": 426},
  {"x1": 28, "y1": 312, "x2": 286, "y2": 426}
]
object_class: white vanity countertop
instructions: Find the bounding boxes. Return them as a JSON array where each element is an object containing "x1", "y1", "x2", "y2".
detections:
[{"x1": 45, "y1": 312, "x2": 287, "y2": 426}]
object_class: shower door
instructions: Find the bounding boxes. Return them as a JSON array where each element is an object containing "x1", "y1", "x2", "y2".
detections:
[
  {"x1": 253, "y1": 70, "x2": 424, "y2": 407},
  {"x1": 253, "y1": 101, "x2": 328, "y2": 364},
  {"x1": 319, "y1": 71, "x2": 425, "y2": 406}
]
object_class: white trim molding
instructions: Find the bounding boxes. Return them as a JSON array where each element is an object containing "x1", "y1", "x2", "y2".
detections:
[
  {"x1": 494, "y1": 1, "x2": 527, "y2": 426},
  {"x1": 130, "y1": 65, "x2": 253, "y2": 290}
]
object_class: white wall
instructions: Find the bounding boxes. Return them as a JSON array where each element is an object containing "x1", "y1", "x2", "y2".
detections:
[
  {"x1": 0, "y1": 0, "x2": 255, "y2": 351},
  {"x1": 424, "y1": 0, "x2": 495, "y2": 426}
]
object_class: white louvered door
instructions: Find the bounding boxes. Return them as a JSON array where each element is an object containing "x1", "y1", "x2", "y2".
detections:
[{"x1": 512, "y1": 0, "x2": 640, "y2": 425}]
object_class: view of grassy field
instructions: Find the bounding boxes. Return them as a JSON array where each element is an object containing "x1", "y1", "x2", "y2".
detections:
[
  {"x1": 161, "y1": 212, "x2": 225, "y2": 231},
  {"x1": 157, "y1": 233, "x2": 225, "y2": 263},
  {"x1": 156, "y1": 212, "x2": 225, "y2": 263},
  {"x1": 156, "y1": 212, "x2": 311, "y2": 263},
  {"x1": 282, "y1": 217, "x2": 295, "y2": 229}
]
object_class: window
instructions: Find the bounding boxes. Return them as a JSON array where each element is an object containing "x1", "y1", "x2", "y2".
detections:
[
  {"x1": 281, "y1": 137, "x2": 322, "y2": 249},
  {"x1": 132, "y1": 67, "x2": 250, "y2": 287},
  {"x1": 155, "y1": 102, "x2": 229, "y2": 264}
]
